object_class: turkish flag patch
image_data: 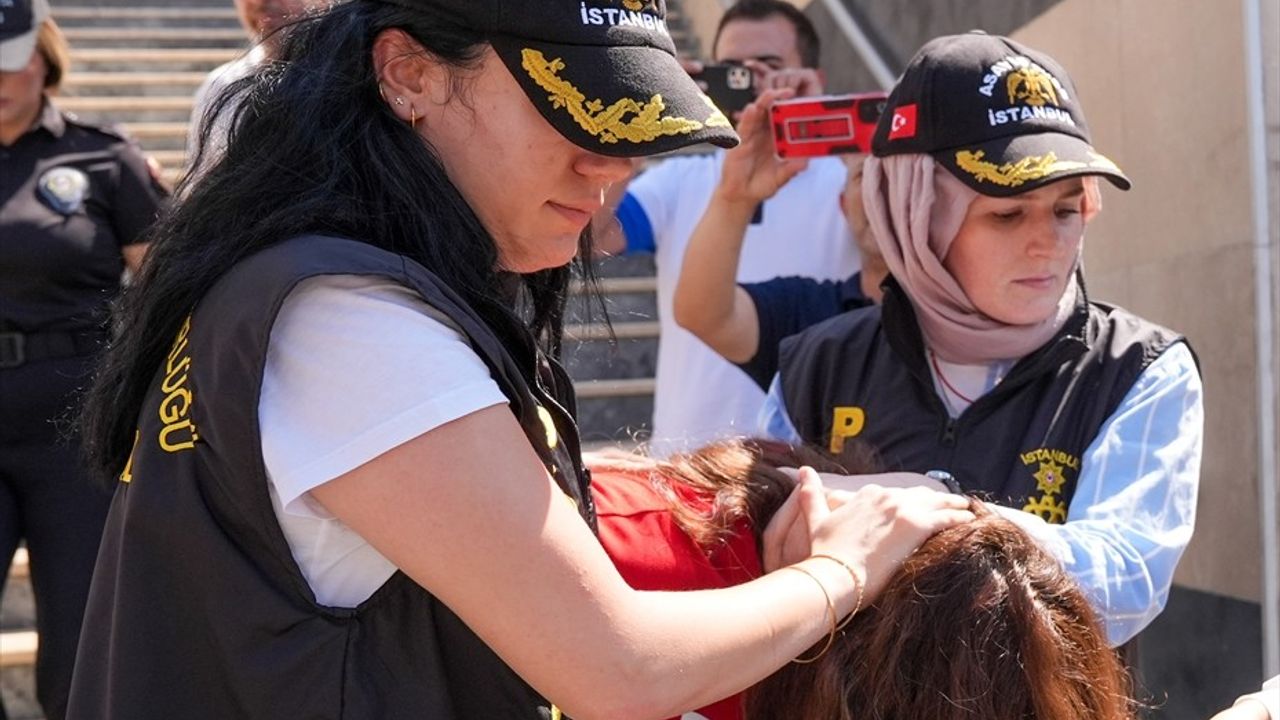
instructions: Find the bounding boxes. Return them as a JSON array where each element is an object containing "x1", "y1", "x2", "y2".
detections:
[{"x1": 888, "y1": 104, "x2": 918, "y2": 140}]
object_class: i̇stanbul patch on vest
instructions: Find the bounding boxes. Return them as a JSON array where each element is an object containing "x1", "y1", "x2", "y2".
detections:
[{"x1": 1019, "y1": 447, "x2": 1079, "y2": 524}]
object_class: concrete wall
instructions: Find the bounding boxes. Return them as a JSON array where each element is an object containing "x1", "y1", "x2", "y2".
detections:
[
  {"x1": 806, "y1": 0, "x2": 1067, "y2": 92},
  {"x1": 680, "y1": 0, "x2": 1064, "y2": 90},
  {"x1": 1014, "y1": 0, "x2": 1275, "y2": 607},
  {"x1": 1014, "y1": 0, "x2": 1278, "y2": 713}
]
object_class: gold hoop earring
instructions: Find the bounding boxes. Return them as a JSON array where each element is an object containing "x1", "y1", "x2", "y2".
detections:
[
  {"x1": 410, "y1": 104, "x2": 418, "y2": 129},
  {"x1": 378, "y1": 83, "x2": 387, "y2": 102}
]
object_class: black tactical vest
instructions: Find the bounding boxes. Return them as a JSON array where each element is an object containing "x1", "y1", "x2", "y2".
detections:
[
  {"x1": 778, "y1": 279, "x2": 1192, "y2": 523},
  {"x1": 68, "y1": 236, "x2": 594, "y2": 719}
]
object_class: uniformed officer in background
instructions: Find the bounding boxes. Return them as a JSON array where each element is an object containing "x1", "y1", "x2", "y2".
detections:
[{"x1": 0, "y1": 1, "x2": 167, "y2": 717}]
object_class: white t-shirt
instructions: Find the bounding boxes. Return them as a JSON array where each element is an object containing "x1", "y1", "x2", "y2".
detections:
[
  {"x1": 927, "y1": 354, "x2": 1017, "y2": 418},
  {"x1": 1233, "y1": 675, "x2": 1279, "y2": 719},
  {"x1": 259, "y1": 274, "x2": 508, "y2": 607},
  {"x1": 186, "y1": 47, "x2": 264, "y2": 173},
  {"x1": 627, "y1": 151, "x2": 860, "y2": 457}
]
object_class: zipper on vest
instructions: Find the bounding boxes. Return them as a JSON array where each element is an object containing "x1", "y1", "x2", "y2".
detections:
[{"x1": 941, "y1": 418, "x2": 957, "y2": 446}]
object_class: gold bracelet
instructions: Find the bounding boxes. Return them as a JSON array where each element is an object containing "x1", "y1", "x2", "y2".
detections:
[
  {"x1": 811, "y1": 553, "x2": 865, "y2": 631},
  {"x1": 780, "y1": 564, "x2": 837, "y2": 664}
]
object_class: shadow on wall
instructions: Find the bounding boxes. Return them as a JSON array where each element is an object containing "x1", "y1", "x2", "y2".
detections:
[{"x1": 806, "y1": 0, "x2": 1068, "y2": 91}]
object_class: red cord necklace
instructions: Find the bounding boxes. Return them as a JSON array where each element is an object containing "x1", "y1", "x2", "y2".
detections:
[{"x1": 930, "y1": 351, "x2": 976, "y2": 406}]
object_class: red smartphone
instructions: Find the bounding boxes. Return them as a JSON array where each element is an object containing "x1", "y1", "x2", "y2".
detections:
[
  {"x1": 691, "y1": 63, "x2": 755, "y2": 118},
  {"x1": 770, "y1": 92, "x2": 889, "y2": 158}
]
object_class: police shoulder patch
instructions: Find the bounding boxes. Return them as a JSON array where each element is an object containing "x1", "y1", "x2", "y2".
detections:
[
  {"x1": 37, "y1": 166, "x2": 91, "y2": 215},
  {"x1": 62, "y1": 112, "x2": 132, "y2": 144}
]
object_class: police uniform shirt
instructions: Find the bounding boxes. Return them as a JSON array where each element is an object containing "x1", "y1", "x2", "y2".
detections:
[{"x1": 0, "y1": 100, "x2": 167, "y2": 334}]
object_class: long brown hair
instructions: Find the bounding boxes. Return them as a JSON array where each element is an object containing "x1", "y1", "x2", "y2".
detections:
[
  {"x1": 746, "y1": 502, "x2": 1135, "y2": 720},
  {"x1": 598, "y1": 438, "x2": 1134, "y2": 720},
  {"x1": 592, "y1": 438, "x2": 873, "y2": 550}
]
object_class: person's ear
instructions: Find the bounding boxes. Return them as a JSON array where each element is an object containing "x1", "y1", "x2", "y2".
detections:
[
  {"x1": 372, "y1": 29, "x2": 444, "y2": 125},
  {"x1": 1081, "y1": 176, "x2": 1103, "y2": 223}
]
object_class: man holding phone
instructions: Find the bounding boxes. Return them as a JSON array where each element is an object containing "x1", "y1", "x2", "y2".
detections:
[
  {"x1": 593, "y1": 0, "x2": 859, "y2": 457},
  {"x1": 673, "y1": 128, "x2": 885, "y2": 392}
]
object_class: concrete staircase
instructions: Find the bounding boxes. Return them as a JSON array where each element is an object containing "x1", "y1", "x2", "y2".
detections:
[
  {"x1": 0, "y1": 550, "x2": 35, "y2": 718},
  {"x1": 0, "y1": 2, "x2": 716, "y2": 716}
]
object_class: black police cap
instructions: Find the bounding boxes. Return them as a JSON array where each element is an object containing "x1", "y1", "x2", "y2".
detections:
[
  {"x1": 376, "y1": 0, "x2": 740, "y2": 157},
  {"x1": 871, "y1": 31, "x2": 1130, "y2": 196}
]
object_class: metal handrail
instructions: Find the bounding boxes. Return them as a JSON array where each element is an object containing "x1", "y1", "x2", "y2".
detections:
[{"x1": 813, "y1": 0, "x2": 896, "y2": 89}]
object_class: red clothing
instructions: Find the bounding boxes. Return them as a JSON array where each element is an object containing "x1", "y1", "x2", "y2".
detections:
[{"x1": 591, "y1": 468, "x2": 762, "y2": 720}]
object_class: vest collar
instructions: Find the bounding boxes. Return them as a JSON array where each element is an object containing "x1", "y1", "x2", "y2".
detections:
[{"x1": 881, "y1": 273, "x2": 1093, "y2": 408}]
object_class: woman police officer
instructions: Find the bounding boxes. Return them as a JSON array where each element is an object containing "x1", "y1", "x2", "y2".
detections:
[
  {"x1": 758, "y1": 32, "x2": 1203, "y2": 647},
  {"x1": 0, "y1": 2, "x2": 165, "y2": 718},
  {"x1": 68, "y1": 1, "x2": 972, "y2": 718}
]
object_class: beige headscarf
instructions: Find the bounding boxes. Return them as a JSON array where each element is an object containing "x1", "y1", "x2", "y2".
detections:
[{"x1": 861, "y1": 154, "x2": 1091, "y2": 364}]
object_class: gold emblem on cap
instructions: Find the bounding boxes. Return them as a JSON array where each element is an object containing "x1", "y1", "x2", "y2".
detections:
[
  {"x1": 954, "y1": 149, "x2": 1120, "y2": 188},
  {"x1": 1006, "y1": 67, "x2": 1059, "y2": 107},
  {"x1": 521, "y1": 49, "x2": 727, "y2": 145}
]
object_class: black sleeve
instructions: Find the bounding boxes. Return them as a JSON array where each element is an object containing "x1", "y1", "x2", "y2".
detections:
[
  {"x1": 736, "y1": 276, "x2": 847, "y2": 391},
  {"x1": 110, "y1": 140, "x2": 169, "y2": 247}
]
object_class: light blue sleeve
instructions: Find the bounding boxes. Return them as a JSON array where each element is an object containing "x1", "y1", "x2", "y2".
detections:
[
  {"x1": 758, "y1": 373, "x2": 803, "y2": 443},
  {"x1": 991, "y1": 342, "x2": 1203, "y2": 646}
]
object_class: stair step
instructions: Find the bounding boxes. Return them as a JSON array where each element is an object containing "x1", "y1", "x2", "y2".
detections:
[
  {"x1": 572, "y1": 276, "x2": 657, "y2": 295},
  {"x1": 574, "y1": 378, "x2": 655, "y2": 398},
  {"x1": 71, "y1": 48, "x2": 242, "y2": 64},
  {"x1": 146, "y1": 149, "x2": 189, "y2": 167},
  {"x1": 64, "y1": 28, "x2": 250, "y2": 42},
  {"x1": 120, "y1": 122, "x2": 190, "y2": 140},
  {"x1": 0, "y1": 632, "x2": 36, "y2": 669},
  {"x1": 60, "y1": 96, "x2": 194, "y2": 113},
  {"x1": 65, "y1": 71, "x2": 210, "y2": 88},
  {"x1": 55, "y1": 6, "x2": 241, "y2": 20},
  {"x1": 565, "y1": 321, "x2": 659, "y2": 341}
]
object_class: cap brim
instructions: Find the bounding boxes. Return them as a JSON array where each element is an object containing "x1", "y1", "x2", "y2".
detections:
[
  {"x1": 936, "y1": 132, "x2": 1131, "y2": 197},
  {"x1": 491, "y1": 37, "x2": 739, "y2": 158},
  {"x1": 0, "y1": 31, "x2": 38, "y2": 72}
]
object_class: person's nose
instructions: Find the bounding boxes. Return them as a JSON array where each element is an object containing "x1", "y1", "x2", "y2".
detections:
[
  {"x1": 1027, "y1": 218, "x2": 1070, "y2": 259},
  {"x1": 574, "y1": 151, "x2": 634, "y2": 185}
]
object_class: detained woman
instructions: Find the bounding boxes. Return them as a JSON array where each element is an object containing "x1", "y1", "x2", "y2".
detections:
[{"x1": 591, "y1": 438, "x2": 1137, "y2": 720}]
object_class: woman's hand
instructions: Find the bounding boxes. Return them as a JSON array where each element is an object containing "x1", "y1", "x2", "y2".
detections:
[
  {"x1": 778, "y1": 467, "x2": 949, "y2": 494},
  {"x1": 762, "y1": 468, "x2": 973, "y2": 600},
  {"x1": 822, "y1": 470, "x2": 948, "y2": 493},
  {"x1": 713, "y1": 87, "x2": 809, "y2": 208}
]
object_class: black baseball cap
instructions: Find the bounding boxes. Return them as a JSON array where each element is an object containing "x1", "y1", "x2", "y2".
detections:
[
  {"x1": 377, "y1": 0, "x2": 739, "y2": 157},
  {"x1": 871, "y1": 31, "x2": 1130, "y2": 196},
  {"x1": 0, "y1": 0, "x2": 50, "y2": 72}
]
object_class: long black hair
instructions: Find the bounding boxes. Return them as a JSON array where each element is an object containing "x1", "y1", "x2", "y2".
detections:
[{"x1": 81, "y1": 0, "x2": 601, "y2": 482}]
